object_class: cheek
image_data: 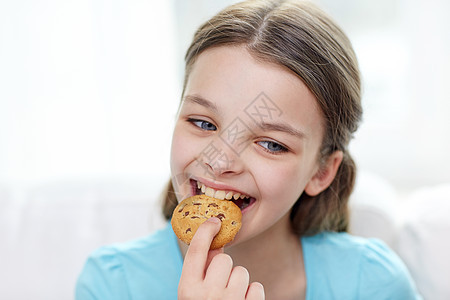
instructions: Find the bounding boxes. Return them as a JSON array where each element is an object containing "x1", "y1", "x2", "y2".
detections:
[
  {"x1": 170, "y1": 128, "x2": 192, "y2": 175},
  {"x1": 170, "y1": 125, "x2": 208, "y2": 178},
  {"x1": 257, "y1": 161, "x2": 309, "y2": 205},
  {"x1": 170, "y1": 128, "x2": 199, "y2": 200}
]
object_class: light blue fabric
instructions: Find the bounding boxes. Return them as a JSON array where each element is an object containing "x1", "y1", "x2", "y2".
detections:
[
  {"x1": 76, "y1": 223, "x2": 422, "y2": 300},
  {"x1": 302, "y1": 232, "x2": 422, "y2": 300},
  {"x1": 75, "y1": 224, "x2": 183, "y2": 300}
]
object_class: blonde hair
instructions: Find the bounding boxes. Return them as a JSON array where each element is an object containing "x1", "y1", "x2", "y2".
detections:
[{"x1": 162, "y1": 0, "x2": 362, "y2": 236}]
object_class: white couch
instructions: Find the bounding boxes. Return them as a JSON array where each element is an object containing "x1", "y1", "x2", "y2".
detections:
[
  {"x1": 1, "y1": 172, "x2": 449, "y2": 299},
  {"x1": 349, "y1": 172, "x2": 450, "y2": 300}
]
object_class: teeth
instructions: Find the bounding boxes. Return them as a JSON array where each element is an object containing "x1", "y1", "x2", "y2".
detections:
[
  {"x1": 197, "y1": 182, "x2": 249, "y2": 201},
  {"x1": 214, "y1": 190, "x2": 226, "y2": 200},
  {"x1": 205, "y1": 187, "x2": 215, "y2": 197}
]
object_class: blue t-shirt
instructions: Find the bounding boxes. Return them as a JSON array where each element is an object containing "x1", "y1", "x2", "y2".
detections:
[{"x1": 75, "y1": 223, "x2": 422, "y2": 299}]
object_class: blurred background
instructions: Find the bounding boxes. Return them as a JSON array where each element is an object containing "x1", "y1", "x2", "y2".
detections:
[{"x1": 1, "y1": 0, "x2": 449, "y2": 299}]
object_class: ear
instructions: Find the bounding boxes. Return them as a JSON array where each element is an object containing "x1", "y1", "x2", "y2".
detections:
[{"x1": 305, "y1": 151, "x2": 343, "y2": 197}]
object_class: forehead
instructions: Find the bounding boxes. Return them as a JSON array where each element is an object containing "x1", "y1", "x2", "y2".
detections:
[{"x1": 184, "y1": 46, "x2": 324, "y2": 138}]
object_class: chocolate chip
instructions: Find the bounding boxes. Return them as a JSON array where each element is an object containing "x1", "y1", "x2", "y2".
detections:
[
  {"x1": 216, "y1": 213, "x2": 225, "y2": 221},
  {"x1": 184, "y1": 211, "x2": 189, "y2": 216},
  {"x1": 191, "y1": 216, "x2": 199, "y2": 219},
  {"x1": 178, "y1": 203, "x2": 186, "y2": 212},
  {"x1": 208, "y1": 203, "x2": 218, "y2": 208},
  {"x1": 185, "y1": 228, "x2": 191, "y2": 233}
]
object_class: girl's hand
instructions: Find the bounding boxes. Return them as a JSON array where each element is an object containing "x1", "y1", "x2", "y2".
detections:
[{"x1": 178, "y1": 217, "x2": 265, "y2": 300}]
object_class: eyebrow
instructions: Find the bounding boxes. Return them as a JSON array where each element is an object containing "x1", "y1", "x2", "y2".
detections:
[
  {"x1": 183, "y1": 94, "x2": 219, "y2": 114},
  {"x1": 257, "y1": 121, "x2": 306, "y2": 140}
]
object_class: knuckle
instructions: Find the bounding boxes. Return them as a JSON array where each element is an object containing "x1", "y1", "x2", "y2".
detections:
[
  {"x1": 213, "y1": 253, "x2": 233, "y2": 266},
  {"x1": 187, "y1": 243, "x2": 202, "y2": 255},
  {"x1": 248, "y1": 282, "x2": 265, "y2": 299},
  {"x1": 233, "y1": 265, "x2": 249, "y2": 275},
  {"x1": 232, "y1": 265, "x2": 249, "y2": 280}
]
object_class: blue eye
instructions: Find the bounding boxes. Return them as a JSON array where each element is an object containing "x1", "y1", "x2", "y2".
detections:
[
  {"x1": 257, "y1": 141, "x2": 288, "y2": 153},
  {"x1": 189, "y1": 118, "x2": 217, "y2": 131}
]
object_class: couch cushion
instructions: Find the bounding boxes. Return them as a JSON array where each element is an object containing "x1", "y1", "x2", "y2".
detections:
[{"x1": 395, "y1": 184, "x2": 450, "y2": 300}]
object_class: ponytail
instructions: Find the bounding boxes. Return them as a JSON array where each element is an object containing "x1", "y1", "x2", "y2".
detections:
[
  {"x1": 290, "y1": 152, "x2": 357, "y2": 235},
  {"x1": 161, "y1": 180, "x2": 177, "y2": 220}
]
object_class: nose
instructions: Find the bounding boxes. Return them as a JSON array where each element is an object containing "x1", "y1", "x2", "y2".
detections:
[{"x1": 197, "y1": 138, "x2": 245, "y2": 178}]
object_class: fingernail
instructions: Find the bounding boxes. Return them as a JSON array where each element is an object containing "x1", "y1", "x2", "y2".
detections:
[{"x1": 207, "y1": 217, "x2": 220, "y2": 224}]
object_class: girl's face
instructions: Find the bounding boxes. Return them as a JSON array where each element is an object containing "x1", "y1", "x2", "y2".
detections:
[{"x1": 170, "y1": 46, "x2": 326, "y2": 245}]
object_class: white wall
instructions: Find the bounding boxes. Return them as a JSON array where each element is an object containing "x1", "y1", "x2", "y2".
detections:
[
  {"x1": 316, "y1": 0, "x2": 450, "y2": 190},
  {"x1": 0, "y1": 0, "x2": 179, "y2": 191}
]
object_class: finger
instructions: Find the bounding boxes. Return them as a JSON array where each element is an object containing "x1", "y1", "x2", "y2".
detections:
[
  {"x1": 246, "y1": 282, "x2": 265, "y2": 300},
  {"x1": 205, "y1": 247, "x2": 224, "y2": 271},
  {"x1": 181, "y1": 217, "x2": 222, "y2": 281},
  {"x1": 204, "y1": 253, "x2": 233, "y2": 289},
  {"x1": 225, "y1": 266, "x2": 249, "y2": 299}
]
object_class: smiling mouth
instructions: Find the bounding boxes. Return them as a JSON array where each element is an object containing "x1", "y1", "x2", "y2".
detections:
[{"x1": 190, "y1": 179, "x2": 255, "y2": 211}]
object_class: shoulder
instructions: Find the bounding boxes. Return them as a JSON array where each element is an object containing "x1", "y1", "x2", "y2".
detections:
[
  {"x1": 303, "y1": 232, "x2": 422, "y2": 299},
  {"x1": 76, "y1": 223, "x2": 182, "y2": 300},
  {"x1": 303, "y1": 231, "x2": 406, "y2": 275},
  {"x1": 91, "y1": 222, "x2": 181, "y2": 261},
  {"x1": 86, "y1": 222, "x2": 181, "y2": 271}
]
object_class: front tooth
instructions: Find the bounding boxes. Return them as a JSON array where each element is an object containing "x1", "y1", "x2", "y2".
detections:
[
  {"x1": 225, "y1": 191, "x2": 233, "y2": 200},
  {"x1": 205, "y1": 187, "x2": 215, "y2": 197},
  {"x1": 214, "y1": 190, "x2": 226, "y2": 200},
  {"x1": 201, "y1": 184, "x2": 206, "y2": 193},
  {"x1": 197, "y1": 181, "x2": 201, "y2": 189},
  {"x1": 240, "y1": 194, "x2": 246, "y2": 199},
  {"x1": 233, "y1": 193, "x2": 241, "y2": 200}
]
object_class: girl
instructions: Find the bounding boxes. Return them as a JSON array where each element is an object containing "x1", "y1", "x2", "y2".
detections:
[{"x1": 76, "y1": 0, "x2": 422, "y2": 299}]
